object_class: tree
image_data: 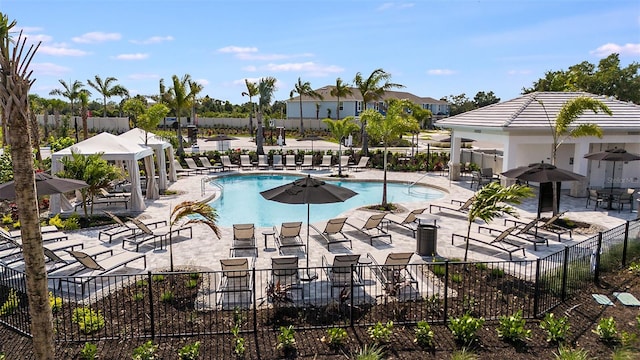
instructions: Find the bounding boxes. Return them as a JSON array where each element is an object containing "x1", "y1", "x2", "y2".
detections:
[
  {"x1": 322, "y1": 117, "x2": 359, "y2": 177},
  {"x1": 473, "y1": 91, "x2": 500, "y2": 108},
  {"x1": 353, "y1": 69, "x2": 404, "y2": 155},
  {"x1": 290, "y1": 77, "x2": 322, "y2": 135},
  {"x1": 256, "y1": 77, "x2": 277, "y2": 155},
  {"x1": 0, "y1": 13, "x2": 56, "y2": 359},
  {"x1": 122, "y1": 97, "x2": 147, "y2": 128},
  {"x1": 78, "y1": 91, "x2": 89, "y2": 140},
  {"x1": 138, "y1": 103, "x2": 170, "y2": 144},
  {"x1": 539, "y1": 96, "x2": 611, "y2": 215},
  {"x1": 330, "y1": 78, "x2": 352, "y2": 120},
  {"x1": 49, "y1": 98, "x2": 65, "y2": 129},
  {"x1": 365, "y1": 99, "x2": 419, "y2": 208},
  {"x1": 408, "y1": 102, "x2": 433, "y2": 129},
  {"x1": 165, "y1": 74, "x2": 197, "y2": 156},
  {"x1": 28, "y1": 94, "x2": 44, "y2": 165},
  {"x1": 441, "y1": 93, "x2": 476, "y2": 116},
  {"x1": 463, "y1": 182, "x2": 534, "y2": 262},
  {"x1": 168, "y1": 200, "x2": 221, "y2": 272},
  {"x1": 242, "y1": 79, "x2": 258, "y2": 139},
  {"x1": 86, "y1": 75, "x2": 129, "y2": 117},
  {"x1": 49, "y1": 79, "x2": 85, "y2": 118}
]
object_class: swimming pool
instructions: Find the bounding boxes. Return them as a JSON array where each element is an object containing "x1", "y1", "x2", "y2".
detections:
[{"x1": 208, "y1": 175, "x2": 444, "y2": 227}]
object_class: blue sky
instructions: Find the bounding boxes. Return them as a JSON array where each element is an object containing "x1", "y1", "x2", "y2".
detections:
[{"x1": 4, "y1": 0, "x2": 640, "y2": 106}]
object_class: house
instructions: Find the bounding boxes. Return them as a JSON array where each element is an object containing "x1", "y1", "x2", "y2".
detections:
[
  {"x1": 286, "y1": 86, "x2": 449, "y2": 121},
  {"x1": 435, "y1": 92, "x2": 640, "y2": 196}
]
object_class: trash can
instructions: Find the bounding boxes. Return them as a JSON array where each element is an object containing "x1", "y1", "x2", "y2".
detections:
[{"x1": 416, "y1": 224, "x2": 437, "y2": 256}]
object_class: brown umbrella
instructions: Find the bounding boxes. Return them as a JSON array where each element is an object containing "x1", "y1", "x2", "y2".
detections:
[
  {"x1": 584, "y1": 148, "x2": 640, "y2": 191},
  {"x1": 0, "y1": 172, "x2": 89, "y2": 200},
  {"x1": 438, "y1": 136, "x2": 475, "y2": 143},
  {"x1": 501, "y1": 162, "x2": 585, "y2": 183},
  {"x1": 204, "y1": 134, "x2": 239, "y2": 142}
]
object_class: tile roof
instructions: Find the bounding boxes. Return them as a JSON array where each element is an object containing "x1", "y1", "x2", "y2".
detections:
[
  {"x1": 436, "y1": 92, "x2": 640, "y2": 130},
  {"x1": 290, "y1": 85, "x2": 447, "y2": 105}
]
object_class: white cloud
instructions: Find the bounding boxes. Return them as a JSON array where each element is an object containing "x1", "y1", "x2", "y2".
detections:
[
  {"x1": 218, "y1": 46, "x2": 258, "y2": 54},
  {"x1": 32, "y1": 62, "x2": 71, "y2": 76},
  {"x1": 232, "y1": 77, "x2": 261, "y2": 86},
  {"x1": 194, "y1": 78, "x2": 209, "y2": 87},
  {"x1": 427, "y1": 69, "x2": 456, "y2": 75},
  {"x1": 591, "y1": 43, "x2": 640, "y2": 57},
  {"x1": 38, "y1": 44, "x2": 89, "y2": 56},
  {"x1": 130, "y1": 36, "x2": 174, "y2": 45},
  {"x1": 377, "y1": 2, "x2": 414, "y2": 11},
  {"x1": 237, "y1": 52, "x2": 313, "y2": 61},
  {"x1": 114, "y1": 53, "x2": 149, "y2": 60},
  {"x1": 72, "y1": 32, "x2": 121, "y2": 44},
  {"x1": 507, "y1": 69, "x2": 532, "y2": 75},
  {"x1": 265, "y1": 62, "x2": 343, "y2": 76},
  {"x1": 242, "y1": 65, "x2": 257, "y2": 72},
  {"x1": 129, "y1": 73, "x2": 159, "y2": 80}
]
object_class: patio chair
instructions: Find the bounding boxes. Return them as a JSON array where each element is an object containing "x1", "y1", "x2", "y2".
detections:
[
  {"x1": 318, "y1": 155, "x2": 333, "y2": 170},
  {"x1": 230, "y1": 223, "x2": 258, "y2": 257},
  {"x1": 470, "y1": 170, "x2": 492, "y2": 190},
  {"x1": 612, "y1": 188, "x2": 635, "y2": 213},
  {"x1": 506, "y1": 212, "x2": 572, "y2": 242},
  {"x1": 98, "y1": 188, "x2": 131, "y2": 199},
  {"x1": 299, "y1": 155, "x2": 314, "y2": 170},
  {"x1": 429, "y1": 196, "x2": 475, "y2": 215},
  {"x1": 184, "y1": 158, "x2": 208, "y2": 174},
  {"x1": 385, "y1": 208, "x2": 427, "y2": 237},
  {"x1": 122, "y1": 218, "x2": 193, "y2": 252},
  {"x1": 272, "y1": 155, "x2": 284, "y2": 170},
  {"x1": 271, "y1": 255, "x2": 303, "y2": 300},
  {"x1": 273, "y1": 222, "x2": 306, "y2": 255},
  {"x1": 586, "y1": 188, "x2": 604, "y2": 210},
  {"x1": 7, "y1": 225, "x2": 59, "y2": 239},
  {"x1": 42, "y1": 245, "x2": 113, "y2": 273},
  {"x1": 348, "y1": 156, "x2": 370, "y2": 172},
  {"x1": 240, "y1": 155, "x2": 254, "y2": 170},
  {"x1": 452, "y1": 226, "x2": 525, "y2": 260},
  {"x1": 220, "y1": 156, "x2": 240, "y2": 171},
  {"x1": 309, "y1": 217, "x2": 352, "y2": 250},
  {"x1": 321, "y1": 254, "x2": 362, "y2": 297},
  {"x1": 335, "y1": 156, "x2": 350, "y2": 170},
  {"x1": 285, "y1": 155, "x2": 298, "y2": 170},
  {"x1": 345, "y1": 213, "x2": 392, "y2": 245},
  {"x1": 479, "y1": 217, "x2": 549, "y2": 250},
  {"x1": 366, "y1": 252, "x2": 419, "y2": 295},
  {"x1": 216, "y1": 257, "x2": 254, "y2": 309},
  {"x1": 198, "y1": 156, "x2": 221, "y2": 171},
  {"x1": 257, "y1": 155, "x2": 270, "y2": 170},
  {"x1": 173, "y1": 160, "x2": 197, "y2": 176},
  {"x1": 50, "y1": 249, "x2": 146, "y2": 296},
  {"x1": 99, "y1": 211, "x2": 167, "y2": 243},
  {"x1": 0, "y1": 227, "x2": 69, "y2": 243}
]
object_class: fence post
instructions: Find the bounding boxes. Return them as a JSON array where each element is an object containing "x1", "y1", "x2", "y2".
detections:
[
  {"x1": 594, "y1": 232, "x2": 603, "y2": 284},
  {"x1": 622, "y1": 221, "x2": 630, "y2": 267},
  {"x1": 147, "y1": 271, "x2": 155, "y2": 340},
  {"x1": 443, "y1": 261, "x2": 449, "y2": 324},
  {"x1": 350, "y1": 264, "x2": 354, "y2": 327},
  {"x1": 533, "y1": 259, "x2": 541, "y2": 318},
  {"x1": 252, "y1": 268, "x2": 257, "y2": 333},
  {"x1": 561, "y1": 247, "x2": 569, "y2": 301}
]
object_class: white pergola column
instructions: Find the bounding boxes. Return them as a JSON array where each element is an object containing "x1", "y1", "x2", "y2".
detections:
[
  {"x1": 448, "y1": 136, "x2": 462, "y2": 180},
  {"x1": 571, "y1": 141, "x2": 591, "y2": 197}
]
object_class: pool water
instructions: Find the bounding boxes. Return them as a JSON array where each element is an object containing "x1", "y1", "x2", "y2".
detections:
[{"x1": 209, "y1": 175, "x2": 444, "y2": 227}]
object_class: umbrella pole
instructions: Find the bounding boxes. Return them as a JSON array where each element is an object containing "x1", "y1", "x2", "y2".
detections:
[{"x1": 303, "y1": 203, "x2": 317, "y2": 281}]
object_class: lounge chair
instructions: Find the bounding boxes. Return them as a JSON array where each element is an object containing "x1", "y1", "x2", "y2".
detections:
[
  {"x1": 7, "y1": 225, "x2": 59, "y2": 239},
  {"x1": 220, "y1": 156, "x2": 240, "y2": 172},
  {"x1": 385, "y1": 208, "x2": 427, "y2": 237},
  {"x1": 99, "y1": 211, "x2": 167, "y2": 243},
  {"x1": 240, "y1": 155, "x2": 254, "y2": 170},
  {"x1": 335, "y1": 156, "x2": 350, "y2": 170},
  {"x1": 0, "y1": 235, "x2": 84, "y2": 266},
  {"x1": 1, "y1": 227, "x2": 68, "y2": 243},
  {"x1": 478, "y1": 217, "x2": 548, "y2": 250},
  {"x1": 216, "y1": 257, "x2": 254, "y2": 309},
  {"x1": 309, "y1": 217, "x2": 352, "y2": 250},
  {"x1": 318, "y1": 155, "x2": 333, "y2": 170},
  {"x1": 122, "y1": 218, "x2": 193, "y2": 252},
  {"x1": 173, "y1": 160, "x2": 197, "y2": 176},
  {"x1": 429, "y1": 196, "x2": 475, "y2": 215},
  {"x1": 272, "y1": 155, "x2": 284, "y2": 170},
  {"x1": 98, "y1": 188, "x2": 131, "y2": 199},
  {"x1": 184, "y1": 158, "x2": 208, "y2": 174},
  {"x1": 75, "y1": 195, "x2": 130, "y2": 210},
  {"x1": 299, "y1": 155, "x2": 314, "y2": 170},
  {"x1": 367, "y1": 252, "x2": 418, "y2": 295},
  {"x1": 586, "y1": 188, "x2": 604, "y2": 210},
  {"x1": 50, "y1": 249, "x2": 146, "y2": 296},
  {"x1": 198, "y1": 156, "x2": 221, "y2": 172},
  {"x1": 345, "y1": 213, "x2": 392, "y2": 245},
  {"x1": 321, "y1": 254, "x2": 362, "y2": 297},
  {"x1": 505, "y1": 212, "x2": 572, "y2": 242},
  {"x1": 348, "y1": 156, "x2": 370, "y2": 172},
  {"x1": 451, "y1": 226, "x2": 525, "y2": 260},
  {"x1": 271, "y1": 255, "x2": 303, "y2": 300},
  {"x1": 230, "y1": 223, "x2": 258, "y2": 257},
  {"x1": 285, "y1": 155, "x2": 298, "y2": 170},
  {"x1": 257, "y1": 155, "x2": 270, "y2": 170},
  {"x1": 273, "y1": 222, "x2": 306, "y2": 255},
  {"x1": 42, "y1": 245, "x2": 113, "y2": 273}
]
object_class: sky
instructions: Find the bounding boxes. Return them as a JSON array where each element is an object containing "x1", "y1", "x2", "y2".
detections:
[{"x1": 3, "y1": 0, "x2": 640, "y2": 106}]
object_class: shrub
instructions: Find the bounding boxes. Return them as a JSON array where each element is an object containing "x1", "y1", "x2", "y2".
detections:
[
  {"x1": 354, "y1": 344, "x2": 384, "y2": 360},
  {"x1": 553, "y1": 345, "x2": 591, "y2": 360},
  {"x1": 451, "y1": 273, "x2": 463, "y2": 283},
  {"x1": 186, "y1": 279, "x2": 198, "y2": 289},
  {"x1": 431, "y1": 264, "x2": 446, "y2": 276},
  {"x1": 497, "y1": 310, "x2": 531, "y2": 341},
  {"x1": 276, "y1": 325, "x2": 296, "y2": 353},
  {"x1": 321, "y1": 327, "x2": 348, "y2": 348},
  {"x1": 132, "y1": 340, "x2": 157, "y2": 360},
  {"x1": 593, "y1": 316, "x2": 618, "y2": 343},
  {"x1": 12, "y1": 221, "x2": 19, "y2": 229},
  {"x1": 490, "y1": 268, "x2": 505, "y2": 278},
  {"x1": 62, "y1": 214, "x2": 80, "y2": 230},
  {"x1": 71, "y1": 307, "x2": 105, "y2": 334},
  {"x1": 133, "y1": 292, "x2": 144, "y2": 301},
  {"x1": 367, "y1": 321, "x2": 393, "y2": 345},
  {"x1": 1, "y1": 214, "x2": 12, "y2": 224},
  {"x1": 0, "y1": 289, "x2": 20, "y2": 316},
  {"x1": 80, "y1": 342, "x2": 98, "y2": 360},
  {"x1": 451, "y1": 347, "x2": 478, "y2": 360},
  {"x1": 448, "y1": 314, "x2": 484, "y2": 345},
  {"x1": 152, "y1": 274, "x2": 165, "y2": 282},
  {"x1": 160, "y1": 291, "x2": 174, "y2": 302},
  {"x1": 48, "y1": 214, "x2": 64, "y2": 228},
  {"x1": 475, "y1": 262, "x2": 488, "y2": 270},
  {"x1": 178, "y1": 341, "x2": 201, "y2": 360},
  {"x1": 414, "y1": 320, "x2": 435, "y2": 348},
  {"x1": 540, "y1": 313, "x2": 570, "y2": 343},
  {"x1": 231, "y1": 324, "x2": 245, "y2": 357},
  {"x1": 49, "y1": 292, "x2": 63, "y2": 313}
]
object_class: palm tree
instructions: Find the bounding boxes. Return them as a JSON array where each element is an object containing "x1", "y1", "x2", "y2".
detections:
[
  {"x1": 49, "y1": 98, "x2": 66, "y2": 129},
  {"x1": 86, "y1": 75, "x2": 129, "y2": 117},
  {"x1": 188, "y1": 78, "x2": 203, "y2": 127},
  {"x1": 78, "y1": 91, "x2": 89, "y2": 140},
  {"x1": 0, "y1": 13, "x2": 56, "y2": 358},
  {"x1": 289, "y1": 77, "x2": 322, "y2": 135},
  {"x1": 463, "y1": 182, "x2": 534, "y2": 262},
  {"x1": 49, "y1": 79, "x2": 85, "y2": 118},
  {"x1": 323, "y1": 117, "x2": 359, "y2": 177},
  {"x1": 365, "y1": 99, "x2": 420, "y2": 208},
  {"x1": 539, "y1": 96, "x2": 611, "y2": 214},
  {"x1": 354, "y1": 69, "x2": 404, "y2": 155},
  {"x1": 256, "y1": 77, "x2": 277, "y2": 155},
  {"x1": 168, "y1": 200, "x2": 221, "y2": 272},
  {"x1": 242, "y1": 79, "x2": 259, "y2": 139},
  {"x1": 165, "y1": 74, "x2": 197, "y2": 156},
  {"x1": 330, "y1": 77, "x2": 352, "y2": 120}
]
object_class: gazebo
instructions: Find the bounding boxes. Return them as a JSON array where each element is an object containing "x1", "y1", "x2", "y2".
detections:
[{"x1": 50, "y1": 132, "x2": 156, "y2": 214}]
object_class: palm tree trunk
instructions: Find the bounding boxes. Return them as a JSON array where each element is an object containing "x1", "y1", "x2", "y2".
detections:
[
  {"x1": 256, "y1": 112, "x2": 265, "y2": 155},
  {"x1": 382, "y1": 146, "x2": 388, "y2": 206},
  {"x1": 29, "y1": 111, "x2": 43, "y2": 165},
  {"x1": 464, "y1": 219, "x2": 473, "y2": 262},
  {"x1": 299, "y1": 99, "x2": 304, "y2": 134},
  {"x1": 248, "y1": 101, "x2": 254, "y2": 139},
  {"x1": 336, "y1": 95, "x2": 340, "y2": 120}
]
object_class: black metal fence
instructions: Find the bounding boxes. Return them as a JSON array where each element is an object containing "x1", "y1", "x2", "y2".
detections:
[{"x1": 1, "y1": 219, "x2": 638, "y2": 342}]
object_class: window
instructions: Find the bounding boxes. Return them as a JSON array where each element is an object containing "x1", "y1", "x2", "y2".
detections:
[
  {"x1": 339, "y1": 102, "x2": 343, "y2": 111},
  {"x1": 356, "y1": 101, "x2": 362, "y2": 112}
]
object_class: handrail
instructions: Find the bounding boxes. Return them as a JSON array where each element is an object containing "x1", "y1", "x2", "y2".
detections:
[
  {"x1": 408, "y1": 172, "x2": 430, "y2": 189},
  {"x1": 201, "y1": 177, "x2": 223, "y2": 197}
]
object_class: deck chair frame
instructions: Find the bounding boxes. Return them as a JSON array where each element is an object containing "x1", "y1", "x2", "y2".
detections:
[
  {"x1": 366, "y1": 252, "x2": 418, "y2": 294},
  {"x1": 346, "y1": 213, "x2": 392, "y2": 245},
  {"x1": 216, "y1": 257, "x2": 254, "y2": 309},
  {"x1": 271, "y1": 255, "x2": 303, "y2": 300},
  {"x1": 123, "y1": 218, "x2": 193, "y2": 252},
  {"x1": 272, "y1": 155, "x2": 284, "y2": 170},
  {"x1": 318, "y1": 155, "x2": 333, "y2": 169},
  {"x1": 99, "y1": 211, "x2": 167, "y2": 243},
  {"x1": 239, "y1": 155, "x2": 254, "y2": 170},
  {"x1": 284, "y1": 154, "x2": 298, "y2": 170},
  {"x1": 220, "y1": 156, "x2": 240, "y2": 172},
  {"x1": 348, "y1": 156, "x2": 370, "y2": 172},
  {"x1": 429, "y1": 196, "x2": 474, "y2": 215},
  {"x1": 273, "y1": 222, "x2": 306, "y2": 255},
  {"x1": 184, "y1": 158, "x2": 208, "y2": 174},
  {"x1": 322, "y1": 254, "x2": 363, "y2": 297},
  {"x1": 309, "y1": 218, "x2": 352, "y2": 250},
  {"x1": 479, "y1": 218, "x2": 549, "y2": 250},
  {"x1": 230, "y1": 223, "x2": 258, "y2": 257},
  {"x1": 504, "y1": 212, "x2": 572, "y2": 242},
  {"x1": 386, "y1": 208, "x2": 427, "y2": 237},
  {"x1": 451, "y1": 226, "x2": 525, "y2": 260},
  {"x1": 173, "y1": 160, "x2": 197, "y2": 176},
  {"x1": 299, "y1": 155, "x2": 314, "y2": 170}
]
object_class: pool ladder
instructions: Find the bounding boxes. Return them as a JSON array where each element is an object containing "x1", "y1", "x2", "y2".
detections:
[
  {"x1": 408, "y1": 172, "x2": 430, "y2": 190},
  {"x1": 201, "y1": 177, "x2": 223, "y2": 197}
]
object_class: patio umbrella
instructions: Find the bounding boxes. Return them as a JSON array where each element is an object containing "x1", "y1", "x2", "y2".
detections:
[
  {"x1": 501, "y1": 162, "x2": 585, "y2": 183},
  {"x1": 204, "y1": 134, "x2": 239, "y2": 142},
  {"x1": 260, "y1": 175, "x2": 357, "y2": 280},
  {"x1": 0, "y1": 172, "x2": 89, "y2": 200},
  {"x1": 584, "y1": 148, "x2": 640, "y2": 192},
  {"x1": 438, "y1": 136, "x2": 475, "y2": 143},
  {"x1": 297, "y1": 135, "x2": 324, "y2": 152}
]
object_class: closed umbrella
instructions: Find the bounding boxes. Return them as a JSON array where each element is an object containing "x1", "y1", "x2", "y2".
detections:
[
  {"x1": 260, "y1": 175, "x2": 357, "y2": 280},
  {"x1": 438, "y1": 136, "x2": 475, "y2": 143},
  {"x1": 204, "y1": 134, "x2": 239, "y2": 142},
  {"x1": 0, "y1": 172, "x2": 89, "y2": 200},
  {"x1": 297, "y1": 135, "x2": 324, "y2": 153},
  {"x1": 584, "y1": 148, "x2": 640, "y2": 192}
]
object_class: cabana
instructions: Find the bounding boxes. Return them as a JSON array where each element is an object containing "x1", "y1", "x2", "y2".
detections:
[
  {"x1": 50, "y1": 132, "x2": 156, "y2": 214},
  {"x1": 118, "y1": 128, "x2": 177, "y2": 192}
]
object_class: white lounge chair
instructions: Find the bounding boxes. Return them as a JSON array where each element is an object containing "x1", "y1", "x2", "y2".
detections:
[
  {"x1": 299, "y1": 155, "x2": 314, "y2": 170},
  {"x1": 123, "y1": 218, "x2": 193, "y2": 252},
  {"x1": 348, "y1": 156, "x2": 369, "y2": 172},
  {"x1": 285, "y1": 155, "x2": 298, "y2": 170},
  {"x1": 318, "y1": 155, "x2": 333, "y2": 170},
  {"x1": 184, "y1": 158, "x2": 208, "y2": 174},
  {"x1": 98, "y1": 211, "x2": 167, "y2": 243},
  {"x1": 272, "y1": 155, "x2": 284, "y2": 170},
  {"x1": 220, "y1": 156, "x2": 240, "y2": 171},
  {"x1": 173, "y1": 160, "x2": 197, "y2": 176},
  {"x1": 240, "y1": 155, "x2": 254, "y2": 170}
]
